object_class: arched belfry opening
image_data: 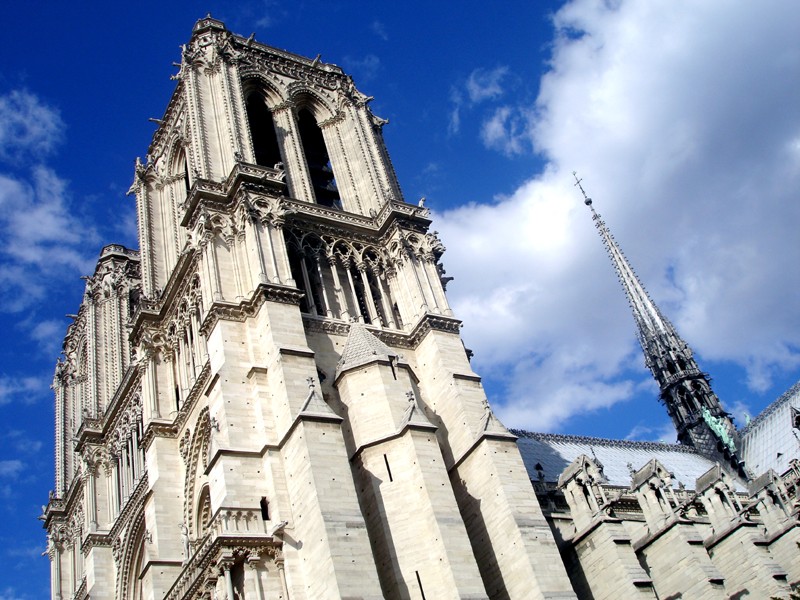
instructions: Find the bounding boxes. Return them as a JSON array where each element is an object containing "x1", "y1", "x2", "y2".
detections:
[
  {"x1": 171, "y1": 147, "x2": 190, "y2": 198},
  {"x1": 244, "y1": 90, "x2": 282, "y2": 169},
  {"x1": 297, "y1": 107, "x2": 341, "y2": 208}
]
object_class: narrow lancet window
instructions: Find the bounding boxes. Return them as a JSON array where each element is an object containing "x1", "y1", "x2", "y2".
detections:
[
  {"x1": 297, "y1": 108, "x2": 341, "y2": 208},
  {"x1": 245, "y1": 92, "x2": 282, "y2": 168},
  {"x1": 182, "y1": 155, "x2": 191, "y2": 195}
]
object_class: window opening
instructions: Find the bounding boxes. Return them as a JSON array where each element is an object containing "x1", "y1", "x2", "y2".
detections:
[
  {"x1": 183, "y1": 156, "x2": 191, "y2": 195},
  {"x1": 367, "y1": 269, "x2": 389, "y2": 326},
  {"x1": 297, "y1": 108, "x2": 341, "y2": 208},
  {"x1": 392, "y1": 303, "x2": 403, "y2": 329},
  {"x1": 351, "y1": 264, "x2": 371, "y2": 324},
  {"x1": 260, "y1": 497, "x2": 270, "y2": 520},
  {"x1": 286, "y1": 244, "x2": 311, "y2": 313},
  {"x1": 245, "y1": 92, "x2": 282, "y2": 168}
]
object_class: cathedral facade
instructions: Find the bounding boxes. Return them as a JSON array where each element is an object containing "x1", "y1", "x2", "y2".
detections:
[{"x1": 44, "y1": 17, "x2": 800, "y2": 600}]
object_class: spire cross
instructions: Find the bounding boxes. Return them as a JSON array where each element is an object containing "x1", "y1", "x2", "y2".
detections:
[
  {"x1": 572, "y1": 171, "x2": 593, "y2": 206},
  {"x1": 306, "y1": 377, "x2": 315, "y2": 390}
]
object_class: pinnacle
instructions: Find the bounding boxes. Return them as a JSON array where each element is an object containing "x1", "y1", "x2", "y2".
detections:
[{"x1": 335, "y1": 323, "x2": 398, "y2": 379}]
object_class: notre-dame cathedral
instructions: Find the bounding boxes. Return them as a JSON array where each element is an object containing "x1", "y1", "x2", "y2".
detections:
[{"x1": 44, "y1": 16, "x2": 800, "y2": 599}]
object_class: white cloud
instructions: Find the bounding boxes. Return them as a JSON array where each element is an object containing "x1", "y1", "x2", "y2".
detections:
[
  {"x1": 371, "y1": 20, "x2": 389, "y2": 41},
  {"x1": 0, "y1": 460, "x2": 24, "y2": 478},
  {"x1": 480, "y1": 106, "x2": 530, "y2": 155},
  {"x1": 447, "y1": 88, "x2": 463, "y2": 135},
  {"x1": 0, "y1": 376, "x2": 46, "y2": 406},
  {"x1": 0, "y1": 165, "x2": 98, "y2": 312},
  {"x1": 342, "y1": 54, "x2": 381, "y2": 83},
  {"x1": 2, "y1": 430, "x2": 43, "y2": 455},
  {"x1": 28, "y1": 319, "x2": 66, "y2": 357},
  {"x1": 0, "y1": 90, "x2": 63, "y2": 163},
  {"x1": 436, "y1": 0, "x2": 800, "y2": 431},
  {"x1": 449, "y1": 66, "x2": 511, "y2": 137},
  {"x1": 466, "y1": 66, "x2": 509, "y2": 104},
  {"x1": 625, "y1": 422, "x2": 677, "y2": 444}
]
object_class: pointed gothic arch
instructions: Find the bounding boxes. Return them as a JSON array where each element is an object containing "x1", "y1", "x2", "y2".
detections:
[
  {"x1": 296, "y1": 106, "x2": 341, "y2": 208},
  {"x1": 196, "y1": 485, "x2": 212, "y2": 538},
  {"x1": 183, "y1": 408, "x2": 212, "y2": 542},
  {"x1": 243, "y1": 86, "x2": 284, "y2": 169},
  {"x1": 115, "y1": 510, "x2": 148, "y2": 600}
]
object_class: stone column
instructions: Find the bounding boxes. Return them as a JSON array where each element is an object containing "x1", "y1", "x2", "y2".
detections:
[
  {"x1": 248, "y1": 214, "x2": 269, "y2": 284},
  {"x1": 50, "y1": 541, "x2": 63, "y2": 600},
  {"x1": 221, "y1": 560, "x2": 236, "y2": 600},
  {"x1": 86, "y1": 470, "x2": 98, "y2": 532},
  {"x1": 373, "y1": 266, "x2": 395, "y2": 328},
  {"x1": 298, "y1": 256, "x2": 317, "y2": 315},
  {"x1": 313, "y1": 254, "x2": 334, "y2": 317},
  {"x1": 275, "y1": 551, "x2": 290, "y2": 600},
  {"x1": 263, "y1": 221, "x2": 282, "y2": 284},
  {"x1": 245, "y1": 554, "x2": 265, "y2": 600},
  {"x1": 344, "y1": 264, "x2": 363, "y2": 322},
  {"x1": 357, "y1": 263, "x2": 380, "y2": 326},
  {"x1": 327, "y1": 256, "x2": 348, "y2": 320}
]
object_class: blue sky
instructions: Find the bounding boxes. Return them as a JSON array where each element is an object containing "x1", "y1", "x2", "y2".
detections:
[{"x1": 2, "y1": 1, "x2": 800, "y2": 596}]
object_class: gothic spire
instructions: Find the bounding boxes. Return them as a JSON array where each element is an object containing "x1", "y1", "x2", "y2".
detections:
[{"x1": 575, "y1": 174, "x2": 743, "y2": 475}]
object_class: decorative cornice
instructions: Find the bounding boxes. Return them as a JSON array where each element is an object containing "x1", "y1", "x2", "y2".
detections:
[
  {"x1": 130, "y1": 250, "x2": 200, "y2": 347},
  {"x1": 82, "y1": 531, "x2": 113, "y2": 555},
  {"x1": 199, "y1": 284, "x2": 303, "y2": 337},
  {"x1": 141, "y1": 420, "x2": 180, "y2": 452},
  {"x1": 301, "y1": 312, "x2": 462, "y2": 351},
  {"x1": 181, "y1": 162, "x2": 287, "y2": 230}
]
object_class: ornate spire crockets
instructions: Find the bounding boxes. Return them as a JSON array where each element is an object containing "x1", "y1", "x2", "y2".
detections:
[{"x1": 574, "y1": 173, "x2": 743, "y2": 474}]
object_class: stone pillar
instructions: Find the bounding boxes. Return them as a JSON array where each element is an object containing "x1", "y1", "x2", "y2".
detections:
[
  {"x1": 222, "y1": 560, "x2": 236, "y2": 600},
  {"x1": 245, "y1": 554, "x2": 265, "y2": 600},
  {"x1": 697, "y1": 466, "x2": 791, "y2": 598},
  {"x1": 86, "y1": 470, "x2": 98, "y2": 532},
  {"x1": 557, "y1": 456, "x2": 655, "y2": 600},
  {"x1": 630, "y1": 460, "x2": 725, "y2": 598},
  {"x1": 749, "y1": 470, "x2": 800, "y2": 588}
]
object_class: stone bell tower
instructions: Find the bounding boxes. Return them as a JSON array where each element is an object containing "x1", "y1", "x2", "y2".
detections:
[{"x1": 45, "y1": 16, "x2": 576, "y2": 600}]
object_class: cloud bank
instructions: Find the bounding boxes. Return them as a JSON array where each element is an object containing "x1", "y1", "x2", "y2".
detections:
[
  {"x1": 435, "y1": 0, "x2": 800, "y2": 431},
  {"x1": 0, "y1": 90, "x2": 98, "y2": 314}
]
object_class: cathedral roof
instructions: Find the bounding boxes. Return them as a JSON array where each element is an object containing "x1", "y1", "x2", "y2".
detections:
[
  {"x1": 335, "y1": 323, "x2": 399, "y2": 379},
  {"x1": 741, "y1": 379, "x2": 800, "y2": 435},
  {"x1": 740, "y1": 379, "x2": 800, "y2": 475},
  {"x1": 514, "y1": 430, "x2": 726, "y2": 490}
]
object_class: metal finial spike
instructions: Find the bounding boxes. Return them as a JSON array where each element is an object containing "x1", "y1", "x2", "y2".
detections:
[{"x1": 572, "y1": 171, "x2": 592, "y2": 206}]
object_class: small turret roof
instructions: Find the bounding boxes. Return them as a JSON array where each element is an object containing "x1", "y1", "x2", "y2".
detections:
[{"x1": 335, "y1": 324, "x2": 398, "y2": 379}]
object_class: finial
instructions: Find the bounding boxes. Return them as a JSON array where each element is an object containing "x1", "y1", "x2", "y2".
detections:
[
  {"x1": 405, "y1": 390, "x2": 415, "y2": 404},
  {"x1": 572, "y1": 171, "x2": 592, "y2": 206},
  {"x1": 306, "y1": 377, "x2": 315, "y2": 390}
]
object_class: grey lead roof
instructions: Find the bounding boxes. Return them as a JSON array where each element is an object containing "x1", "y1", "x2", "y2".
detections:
[
  {"x1": 514, "y1": 430, "x2": 720, "y2": 490},
  {"x1": 335, "y1": 324, "x2": 398, "y2": 379},
  {"x1": 740, "y1": 380, "x2": 800, "y2": 475}
]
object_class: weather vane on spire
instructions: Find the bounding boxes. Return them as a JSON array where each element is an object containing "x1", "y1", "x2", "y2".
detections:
[{"x1": 572, "y1": 171, "x2": 593, "y2": 206}]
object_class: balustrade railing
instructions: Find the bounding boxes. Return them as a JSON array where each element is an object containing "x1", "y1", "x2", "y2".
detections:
[{"x1": 165, "y1": 507, "x2": 277, "y2": 600}]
